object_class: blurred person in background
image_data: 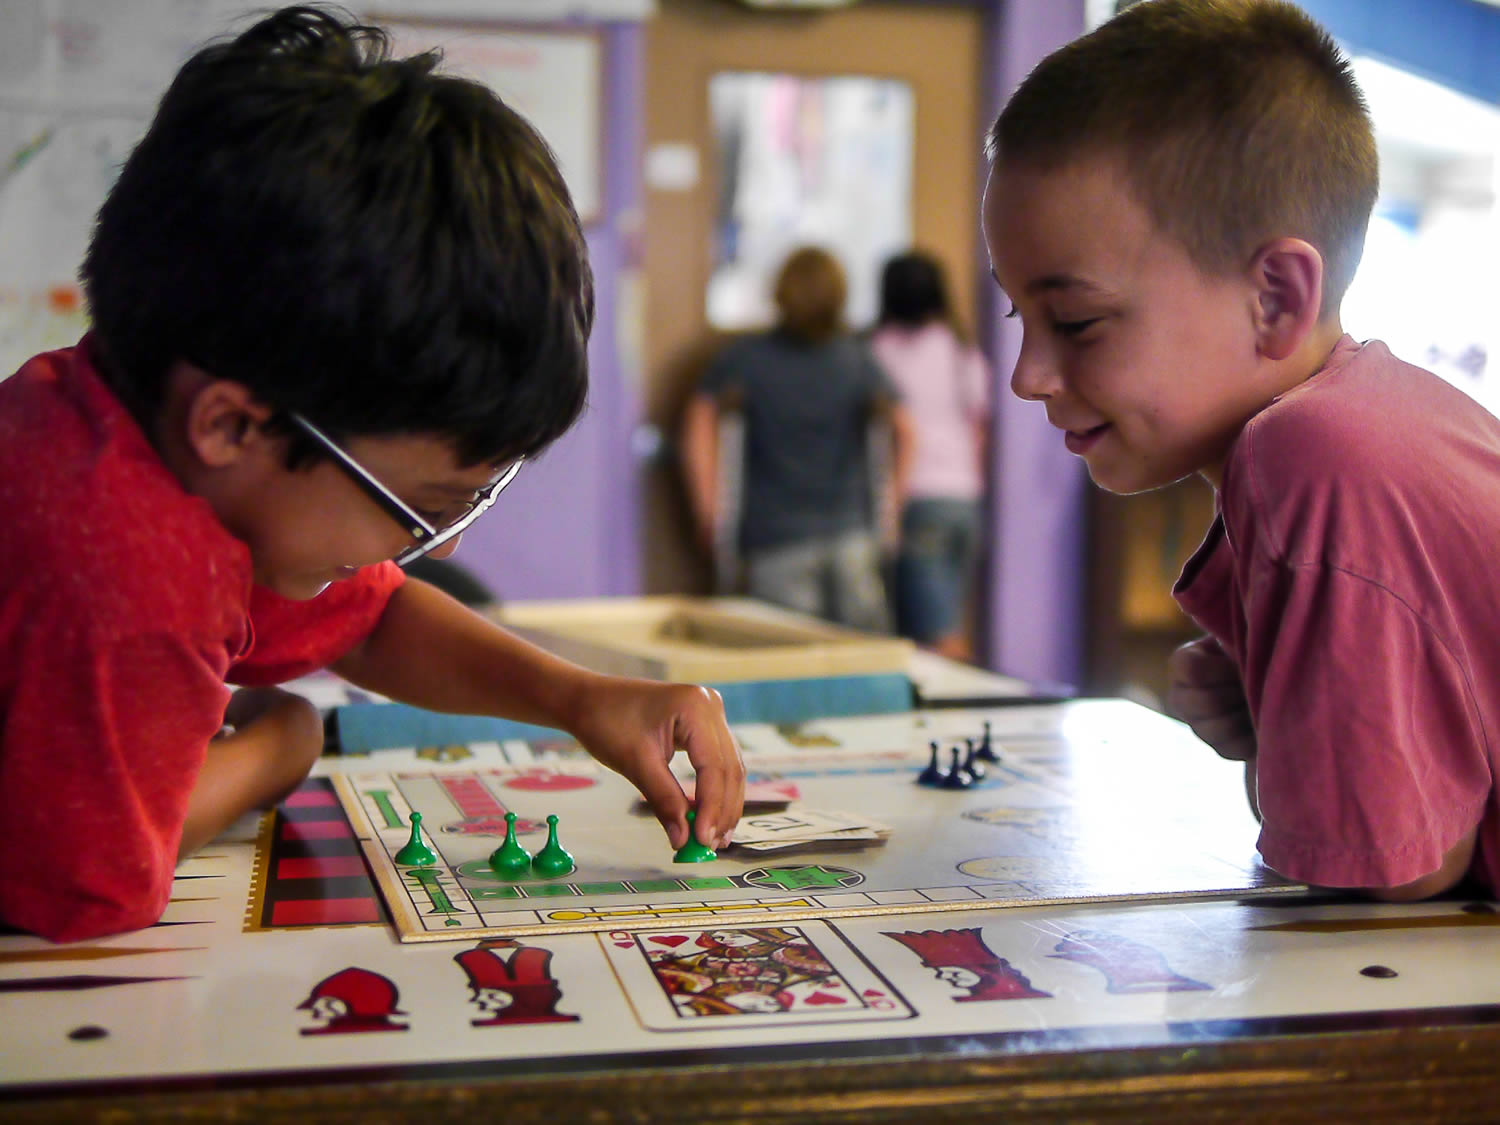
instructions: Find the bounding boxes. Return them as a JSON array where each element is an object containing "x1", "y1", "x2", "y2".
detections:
[
  {"x1": 681, "y1": 246, "x2": 913, "y2": 631},
  {"x1": 870, "y1": 251, "x2": 992, "y2": 661}
]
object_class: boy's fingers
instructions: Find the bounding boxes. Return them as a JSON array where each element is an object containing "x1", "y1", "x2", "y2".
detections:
[
  {"x1": 1168, "y1": 636, "x2": 1241, "y2": 686},
  {"x1": 680, "y1": 732, "x2": 746, "y2": 848},
  {"x1": 1192, "y1": 714, "x2": 1257, "y2": 760},
  {"x1": 1165, "y1": 682, "x2": 1244, "y2": 723},
  {"x1": 633, "y1": 762, "x2": 691, "y2": 850},
  {"x1": 676, "y1": 691, "x2": 745, "y2": 849}
]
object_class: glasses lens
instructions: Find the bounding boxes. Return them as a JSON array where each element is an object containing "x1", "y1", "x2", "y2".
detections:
[{"x1": 394, "y1": 459, "x2": 523, "y2": 568}]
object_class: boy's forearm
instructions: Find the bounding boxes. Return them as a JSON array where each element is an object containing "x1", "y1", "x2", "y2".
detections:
[
  {"x1": 678, "y1": 394, "x2": 720, "y2": 538},
  {"x1": 180, "y1": 688, "x2": 323, "y2": 858},
  {"x1": 332, "y1": 578, "x2": 599, "y2": 734}
]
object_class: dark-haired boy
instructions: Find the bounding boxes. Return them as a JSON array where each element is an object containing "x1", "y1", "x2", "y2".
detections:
[
  {"x1": 985, "y1": 0, "x2": 1499, "y2": 900},
  {"x1": 0, "y1": 6, "x2": 743, "y2": 942}
]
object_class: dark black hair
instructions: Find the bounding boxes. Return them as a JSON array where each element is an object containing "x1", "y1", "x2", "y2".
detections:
[
  {"x1": 876, "y1": 251, "x2": 952, "y2": 330},
  {"x1": 82, "y1": 5, "x2": 592, "y2": 467}
]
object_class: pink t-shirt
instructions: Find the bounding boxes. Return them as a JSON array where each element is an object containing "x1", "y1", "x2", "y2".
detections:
[
  {"x1": 0, "y1": 340, "x2": 404, "y2": 941},
  {"x1": 1175, "y1": 336, "x2": 1499, "y2": 893},
  {"x1": 870, "y1": 323, "x2": 991, "y2": 501}
]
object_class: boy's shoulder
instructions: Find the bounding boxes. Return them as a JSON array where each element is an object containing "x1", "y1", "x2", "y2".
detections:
[
  {"x1": 0, "y1": 346, "x2": 252, "y2": 639},
  {"x1": 1236, "y1": 337, "x2": 1497, "y2": 476},
  {"x1": 1224, "y1": 337, "x2": 1500, "y2": 552}
]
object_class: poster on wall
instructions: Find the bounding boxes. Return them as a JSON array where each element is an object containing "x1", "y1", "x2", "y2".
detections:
[
  {"x1": 706, "y1": 71, "x2": 913, "y2": 332},
  {"x1": 380, "y1": 24, "x2": 603, "y2": 223}
]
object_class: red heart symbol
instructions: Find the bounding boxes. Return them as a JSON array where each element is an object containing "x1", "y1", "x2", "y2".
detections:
[
  {"x1": 804, "y1": 991, "x2": 846, "y2": 1006},
  {"x1": 650, "y1": 935, "x2": 689, "y2": 947},
  {"x1": 613, "y1": 941, "x2": 633, "y2": 948}
]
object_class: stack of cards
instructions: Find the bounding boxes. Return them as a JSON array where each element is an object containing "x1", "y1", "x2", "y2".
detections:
[
  {"x1": 640, "y1": 774, "x2": 802, "y2": 816},
  {"x1": 728, "y1": 807, "x2": 892, "y2": 853}
]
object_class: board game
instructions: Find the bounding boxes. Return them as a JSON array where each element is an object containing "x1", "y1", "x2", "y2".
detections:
[{"x1": 335, "y1": 703, "x2": 1301, "y2": 943}]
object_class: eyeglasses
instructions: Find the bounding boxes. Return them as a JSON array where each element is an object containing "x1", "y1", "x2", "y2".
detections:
[{"x1": 287, "y1": 412, "x2": 522, "y2": 568}]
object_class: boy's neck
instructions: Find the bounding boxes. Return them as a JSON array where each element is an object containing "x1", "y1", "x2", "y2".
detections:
[
  {"x1": 1200, "y1": 319, "x2": 1349, "y2": 491},
  {"x1": 1276, "y1": 317, "x2": 1347, "y2": 394}
]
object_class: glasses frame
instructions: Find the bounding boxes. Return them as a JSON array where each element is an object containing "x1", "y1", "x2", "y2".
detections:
[{"x1": 286, "y1": 411, "x2": 522, "y2": 568}]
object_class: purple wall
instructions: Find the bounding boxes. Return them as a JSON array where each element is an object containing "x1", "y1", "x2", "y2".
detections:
[
  {"x1": 451, "y1": 23, "x2": 645, "y2": 602},
  {"x1": 977, "y1": 0, "x2": 1089, "y2": 689}
]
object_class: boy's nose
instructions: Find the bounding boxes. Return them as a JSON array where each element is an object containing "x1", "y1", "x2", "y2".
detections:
[
  {"x1": 428, "y1": 534, "x2": 464, "y2": 561},
  {"x1": 1009, "y1": 342, "x2": 1057, "y2": 402}
]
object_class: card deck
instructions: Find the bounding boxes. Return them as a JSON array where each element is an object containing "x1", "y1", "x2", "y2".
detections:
[{"x1": 727, "y1": 807, "x2": 891, "y2": 852}]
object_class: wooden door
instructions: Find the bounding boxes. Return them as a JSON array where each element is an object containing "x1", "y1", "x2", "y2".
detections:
[{"x1": 642, "y1": 0, "x2": 986, "y2": 593}]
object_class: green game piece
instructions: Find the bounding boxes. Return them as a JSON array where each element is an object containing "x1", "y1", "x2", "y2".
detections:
[
  {"x1": 530, "y1": 814, "x2": 575, "y2": 878},
  {"x1": 488, "y1": 812, "x2": 532, "y2": 879},
  {"x1": 673, "y1": 810, "x2": 718, "y2": 864},
  {"x1": 393, "y1": 811, "x2": 438, "y2": 866}
]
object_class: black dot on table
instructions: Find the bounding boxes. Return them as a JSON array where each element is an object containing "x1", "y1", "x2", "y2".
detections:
[
  {"x1": 1360, "y1": 965, "x2": 1398, "y2": 979},
  {"x1": 1461, "y1": 902, "x2": 1496, "y2": 915},
  {"x1": 68, "y1": 1026, "x2": 109, "y2": 1041}
]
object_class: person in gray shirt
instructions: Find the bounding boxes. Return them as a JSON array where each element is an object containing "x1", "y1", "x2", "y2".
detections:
[{"x1": 681, "y1": 247, "x2": 913, "y2": 631}]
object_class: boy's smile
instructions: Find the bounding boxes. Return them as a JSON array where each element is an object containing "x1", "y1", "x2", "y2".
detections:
[{"x1": 983, "y1": 155, "x2": 1272, "y2": 494}]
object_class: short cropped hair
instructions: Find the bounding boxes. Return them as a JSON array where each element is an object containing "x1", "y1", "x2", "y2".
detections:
[
  {"x1": 83, "y1": 5, "x2": 591, "y2": 468},
  {"x1": 878, "y1": 251, "x2": 957, "y2": 335},
  {"x1": 773, "y1": 247, "x2": 847, "y2": 344},
  {"x1": 987, "y1": 0, "x2": 1378, "y2": 313}
]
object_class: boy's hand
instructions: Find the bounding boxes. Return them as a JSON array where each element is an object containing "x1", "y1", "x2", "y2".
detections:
[
  {"x1": 567, "y1": 677, "x2": 745, "y2": 851},
  {"x1": 1165, "y1": 635, "x2": 1257, "y2": 762}
]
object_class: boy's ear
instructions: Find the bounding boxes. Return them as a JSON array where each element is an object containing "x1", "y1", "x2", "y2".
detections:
[
  {"x1": 1248, "y1": 238, "x2": 1324, "y2": 361},
  {"x1": 176, "y1": 365, "x2": 277, "y2": 469}
]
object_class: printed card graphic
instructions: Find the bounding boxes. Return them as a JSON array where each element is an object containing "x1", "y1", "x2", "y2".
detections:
[
  {"x1": 601, "y1": 922, "x2": 912, "y2": 1030},
  {"x1": 296, "y1": 967, "x2": 408, "y2": 1035}
]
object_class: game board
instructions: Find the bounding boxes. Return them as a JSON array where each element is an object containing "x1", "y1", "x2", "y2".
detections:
[{"x1": 335, "y1": 703, "x2": 1303, "y2": 943}]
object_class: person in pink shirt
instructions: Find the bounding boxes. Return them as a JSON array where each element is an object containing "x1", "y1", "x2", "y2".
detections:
[
  {"x1": 0, "y1": 7, "x2": 743, "y2": 943},
  {"x1": 870, "y1": 252, "x2": 992, "y2": 661},
  {"x1": 984, "y1": 0, "x2": 1498, "y2": 900}
]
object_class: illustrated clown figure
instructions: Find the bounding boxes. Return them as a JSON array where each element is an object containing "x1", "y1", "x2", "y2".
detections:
[
  {"x1": 882, "y1": 928, "x2": 1052, "y2": 1001},
  {"x1": 297, "y1": 967, "x2": 408, "y2": 1034},
  {"x1": 453, "y1": 944, "x2": 580, "y2": 1026}
]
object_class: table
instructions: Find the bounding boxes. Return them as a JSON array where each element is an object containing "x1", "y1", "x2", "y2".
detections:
[{"x1": 3, "y1": 700, "x2": 1498, "y2": 1124}]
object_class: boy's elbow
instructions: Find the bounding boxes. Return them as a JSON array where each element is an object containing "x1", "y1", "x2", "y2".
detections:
[
  {"x1": 1361, "y1": 828, "x2": 1477, "y2": 903},
  {"x1": 2, "y1": 861, "x2": 173, "y2": 943}
]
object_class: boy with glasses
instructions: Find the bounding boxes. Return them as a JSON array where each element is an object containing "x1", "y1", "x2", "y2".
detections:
[{"x1": 0, "y1": 6, "x2": 744, "y2": 942}]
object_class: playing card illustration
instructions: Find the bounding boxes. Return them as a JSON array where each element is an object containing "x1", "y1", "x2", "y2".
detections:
[
  {"x1": 453, "y1": 942, "x2": 581, "y2": 1025},
  {"x1": 601, "y1": 922, "x2": 912, "y2": 1030},
  {"x1": 1049, "y1": 929, "x2": 1211, "y2": 993},
  {"x1": 883, "y1": 929, "x2": 1052, "y2": 1002},
  {"x1": 296, "y1": 967, "x2": 408, "y2": 1035}
]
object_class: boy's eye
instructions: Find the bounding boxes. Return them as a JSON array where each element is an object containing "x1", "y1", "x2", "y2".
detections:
[
  {"x1": 1004, "y1": 303, "x2": 1020, "y2": 320},
  {"x1": 1054, "y1": 317, "x2": 1101, "y2": 338}
]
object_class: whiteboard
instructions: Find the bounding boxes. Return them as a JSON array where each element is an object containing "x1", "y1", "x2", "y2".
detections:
[{"x1": 0, "y1": 2, "x2": 606, "y2": 380}]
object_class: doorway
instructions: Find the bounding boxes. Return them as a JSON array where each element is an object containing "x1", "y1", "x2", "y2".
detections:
[{"x1": 641, "y1": 0, "x2": 987, "y2": 595}]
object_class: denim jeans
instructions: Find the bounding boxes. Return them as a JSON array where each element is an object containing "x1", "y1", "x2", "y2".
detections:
[
  {"x1": 745, "y1": 529, "x2": 891, "y2": 632},
  {"x1": 895, "y1": 498, "x2": 980, "y2": 643}
]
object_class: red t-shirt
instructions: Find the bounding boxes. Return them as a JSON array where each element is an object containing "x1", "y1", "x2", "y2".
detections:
[
  {"x1": 1175, "y1": 336, "x2": 1499, "y2": 893},
  {"x1": 0, "y1": 340, "x2": 403, "y2": 941}
]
